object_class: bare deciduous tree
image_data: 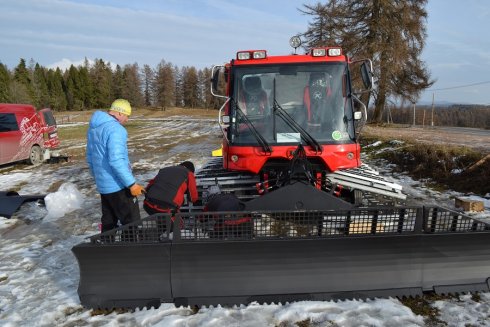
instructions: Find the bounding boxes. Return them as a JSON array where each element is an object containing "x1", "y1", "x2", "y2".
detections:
[{"x1": 301, "y1": 0, "x2": 434, "y2": 123}]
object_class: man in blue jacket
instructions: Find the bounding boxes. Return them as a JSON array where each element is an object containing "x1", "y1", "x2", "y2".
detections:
[{"x1": 86, "y1": 99, "x2": 145, "y2": 233}]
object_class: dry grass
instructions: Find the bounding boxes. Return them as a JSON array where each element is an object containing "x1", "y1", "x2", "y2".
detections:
[
  {"x1": 132, "y1": 107, "x2": 217, "y2": 119},
  {"x1": 400, "y1": 294, "x2": 448, "y2": 326},
  {"x1": 57, "y1": 124, "x2": 89, "y2": 140},
  {"x1": 361, "y1": 135, "x2": 490, "y2": 195},
  {"x1": 362, "y1": 124, "x2": 490, "y2": 153},
  {"x1": 54, "y1": 106, "x2": 218, "y2": 123},
  {"x1": 54, "y1": 106, "x2": 219, "y2": 160}
]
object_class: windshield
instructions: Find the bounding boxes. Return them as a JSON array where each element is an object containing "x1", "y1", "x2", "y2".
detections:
[{"x1": 229, "y1": 63, "x2": 355, "y2": 146}]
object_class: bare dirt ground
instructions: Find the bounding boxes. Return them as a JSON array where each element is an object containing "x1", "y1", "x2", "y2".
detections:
[{"x1": 362, "y1": 125, "x2": 490, "y2": 153}]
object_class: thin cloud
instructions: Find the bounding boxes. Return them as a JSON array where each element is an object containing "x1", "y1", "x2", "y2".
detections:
[
  {"x1": 46, "y1": 58, "x2": 119, "y2": 71},
  {"x1": 0, "y1": 0, "x2": 305, "y2": 69},
  {"x1": 46, "y1": 58, "x2": 91, "y2": 71}
]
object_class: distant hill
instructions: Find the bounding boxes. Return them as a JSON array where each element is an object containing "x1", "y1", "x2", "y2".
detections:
[{"x1": 416, "y1": 100, "x2": 459, "y2": 107}]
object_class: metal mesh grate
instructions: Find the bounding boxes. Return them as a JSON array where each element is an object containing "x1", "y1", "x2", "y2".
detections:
[
  {"x1": 86, "y1": 206, "x2": 490, "y2": 245},
  {"x1": 424, "y1": 207, "x2": 489, "y2": 232},
  {"x1": 177, "y1": 207, "x2": 420, "y2": 241},
  {"x1": 89, "y1": 213, "x2": 172, "y2": 244}
]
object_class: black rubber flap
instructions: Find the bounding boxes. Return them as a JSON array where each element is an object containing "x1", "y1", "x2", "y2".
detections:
[
  {"x1": 0, "y1": 191, "x2": 45, "y2": 219},
  {"x1": 244, "y1": 182, "x2": 353, "y2": 211}
]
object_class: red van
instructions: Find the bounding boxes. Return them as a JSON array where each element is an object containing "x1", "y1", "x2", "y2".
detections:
[{"x1": 0, "y1": 103, "x2": 60, "y2": 165}]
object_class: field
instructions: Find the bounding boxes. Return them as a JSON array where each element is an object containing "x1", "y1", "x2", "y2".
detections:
[
  {"x1": 0, "y1": 108, "x2": 489, "y2": 326},
  {"x1": 363, "y1": 125, "x2": 490, "y2": 153}
]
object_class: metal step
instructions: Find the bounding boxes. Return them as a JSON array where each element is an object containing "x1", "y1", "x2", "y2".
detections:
[
  {"x1": 326, "y1": 164, "x2": 406, "y2": 200},
  {"x1": 196, "y1": 158, "x2": 407, "y2": 202}
]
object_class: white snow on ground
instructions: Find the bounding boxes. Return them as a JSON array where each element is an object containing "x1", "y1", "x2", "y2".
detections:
[
  {"x1": 44, "y1": 183, "x2": 85, "y2": 221},
  {"x1": 1, "y1": 118, "x2": 490, "y2": 326}
]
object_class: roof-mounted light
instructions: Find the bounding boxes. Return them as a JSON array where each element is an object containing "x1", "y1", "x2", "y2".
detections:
[
  {"x1": 237, "y1": 51, "x2": 251, "y2": 60},
  {"x1": 311, "y1": 48, "x2": 326, "y2": 57},
  {"x1": 253, "y1": 50, "x2": 267, "y2": 59},
  {"x1": 311, "y1": 47, "x2": 343, "y2": 57},
  {"x1": 328, "y1": 48, "x2": 342, "y2": 56},
  {"x1": 236, "y1": 50, "x2": 267, "y2": 60},
  {"x1": 289, "y1": 35, "x2": 302, "y2": 49}
]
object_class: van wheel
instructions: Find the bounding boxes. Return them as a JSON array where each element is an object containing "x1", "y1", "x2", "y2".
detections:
[{"x1": 28, "y1": 145, "x2": 43, "y2": 165}]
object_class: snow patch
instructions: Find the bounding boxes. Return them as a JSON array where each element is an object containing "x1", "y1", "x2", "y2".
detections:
[
  {"x1": 365, "y1": 141, "x2": 383, "y2": 147},
  {"x1": 44, "y1": 183, "x2": 85, "y2": 221}
]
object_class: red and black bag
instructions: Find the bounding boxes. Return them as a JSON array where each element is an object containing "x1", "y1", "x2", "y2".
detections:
[{"x1": 204, "y1": 193, "x2": 252, "y2": 238}]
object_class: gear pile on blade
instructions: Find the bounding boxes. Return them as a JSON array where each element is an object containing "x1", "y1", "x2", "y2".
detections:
[{"x1": 72, "y1": 41, "x2": 490, "y2": 309}]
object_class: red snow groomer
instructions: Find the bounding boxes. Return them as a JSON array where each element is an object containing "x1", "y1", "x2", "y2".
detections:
[{"x1": 72, "y1": 37, "x2": 490, "y2": 309}]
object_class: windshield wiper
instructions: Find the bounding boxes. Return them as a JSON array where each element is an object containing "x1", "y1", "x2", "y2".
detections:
[
  {"x1": 230, "y1": 98, "x2": 272, "y2": 154},
  {"x1": 273, "y1": 100, "x2": 323, "y2": 153}
]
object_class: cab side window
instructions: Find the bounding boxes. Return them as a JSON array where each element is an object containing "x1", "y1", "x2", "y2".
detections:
[{"x1": 0, "y1": 113, "x2": 19, "y2": 132}]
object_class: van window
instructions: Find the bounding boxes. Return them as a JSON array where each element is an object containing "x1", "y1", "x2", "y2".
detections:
[
  {"x1": 43, "y1": 111, "x2": 56, "y2": 126},
  {"x1": 0, "y1": 113, "x2": 19, "y2": 132}
]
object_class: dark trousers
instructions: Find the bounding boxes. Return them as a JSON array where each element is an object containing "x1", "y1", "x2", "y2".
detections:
[
  {"x1": 143, "y1": 202, "x2": 173, "y2": 233},
  {"x1": 100, "y1": 188, "x2": 141, "y2": 233}
]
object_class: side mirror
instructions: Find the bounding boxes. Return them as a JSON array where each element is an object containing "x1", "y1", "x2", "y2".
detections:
[
  {"x1": 211, "y1": 65, "x2": 227, "y2": 98},
  {"x1": 211, "y1": 67, "x2": 220, "y2": 93},
  {"x1": 221, "y1": 115, "x2": 230, "y2": 125},
  {"x1": 354, "y1": 111, "x2": 362, "y2": 120},
  {"x1": 360, "y1": 60, "x2": 373, "y2": 89}
]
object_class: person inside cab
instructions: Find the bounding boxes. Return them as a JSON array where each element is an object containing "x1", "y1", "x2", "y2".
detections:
[
  {"x1": 303, "y1": 72, "x2": 333, "y2": 130},
  {"x1": 239, "y1": 76, "x2": 268, "y2": 116}
]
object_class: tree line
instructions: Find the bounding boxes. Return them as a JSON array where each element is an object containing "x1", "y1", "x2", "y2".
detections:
[
  {"x1": 379, "y1": 104, "x2": 490, "y2": 129},
  {"x1": 0, "y1": 58, "x2": 222, "y2": 111}
]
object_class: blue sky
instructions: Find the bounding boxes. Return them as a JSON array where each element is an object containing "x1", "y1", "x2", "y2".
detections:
[{"x1": 1, "y1": 0, "x2": 490, "y2": 105}]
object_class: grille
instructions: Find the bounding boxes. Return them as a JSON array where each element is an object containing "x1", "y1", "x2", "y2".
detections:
[{"x1": 87, "y1": 206, "x2": 490, "y2": 245}]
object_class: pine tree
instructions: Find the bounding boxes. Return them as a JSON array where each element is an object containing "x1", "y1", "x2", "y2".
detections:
[
  {"x1": 32, "y1": 63, "x2": 50, "y2": 108},
  {"x1": 90, "y1": 59, "x2": 112, "y2": 108},
  {"x1": 12, "y1": 58, "x2": 34, "y2": 103},
  {"x1": 65, "y1": 65, "x2": 85, "y2": 110},
  {"x1": 182, "y1": 66, "x2": 199, "y2": 108},
  {"x1": 197, "y1": 69, "x2": 206, "y2": 108},
  {"x1": 121, "y1": 63, "x2": 144, "y2": 107},
  {"x1": 78, "y1": 64, "x2": 94, "y2": 109},
  {"x1": 174, "y1": 66, "x2": 183, "y2": 108},
  {"x1": 142, "y1": 64, "x2": 155, "y2": 106},
  {"x1": 0, "y1": 62, "x2": 11, "y2": 102},
  {"x1": 301, "y1": 0, "x2": 434, "y2": 123},
  {"x1": 154, "y1": 60, "x2": 176, "y2": 110},
  {"x1": 47, "y1": 68, "x2": 67, "y2": 111},
  {"x1": 112, "y1": 64, "x2": 124, "y2": 100}
]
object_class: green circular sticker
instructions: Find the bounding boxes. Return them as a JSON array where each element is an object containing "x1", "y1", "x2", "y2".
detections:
[{"x1": 332, "y1": 130, "x2": 342, "y2": 140}]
